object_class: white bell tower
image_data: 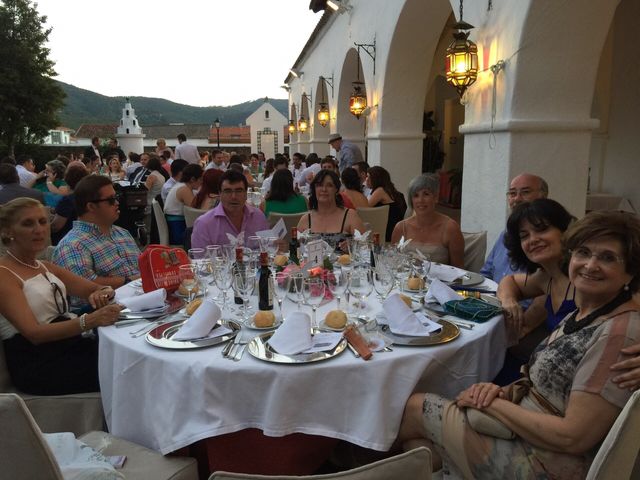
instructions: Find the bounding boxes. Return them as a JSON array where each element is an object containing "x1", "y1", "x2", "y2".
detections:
[{"x1": 115, "y1": 97, "x2": 145, "y2": 155}]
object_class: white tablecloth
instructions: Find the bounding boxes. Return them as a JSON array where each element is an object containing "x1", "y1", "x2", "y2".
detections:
[{"x1": 99, "y1": 278, "x2": 506, "y2": 455}]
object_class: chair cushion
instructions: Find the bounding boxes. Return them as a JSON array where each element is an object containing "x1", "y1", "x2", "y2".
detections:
[
  {"x1": 80, "y1": 431, "x2": 198, "y2": 480},
  {"x1": 209, "y1": 446, "x2": 432, "y2": 480}
]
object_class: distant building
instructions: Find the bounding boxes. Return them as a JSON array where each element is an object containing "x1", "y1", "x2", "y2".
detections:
[
  {"x1": 115, "y1": 99, "x2": 145, "y2": 155},
  {"x1": 43, "y1": 127, "x2": 74, "y2": 145},
  {"x1": 245, "y1": 98, "x2": 288, "y2": 158}
]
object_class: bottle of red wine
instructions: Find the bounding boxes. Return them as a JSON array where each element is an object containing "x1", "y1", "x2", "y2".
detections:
[
  {"x1": 258, "y1": 252, "x2": 274, "y2": 311},
  {"x1": 289, "y1": 227, "x2": 301, "y2": 265},
  {"x1": 233, "y1": 247, "x2": 244, "y2": 305},
  {"x1": 370, "y1": 232, "x2": 380, "y2": 268}
]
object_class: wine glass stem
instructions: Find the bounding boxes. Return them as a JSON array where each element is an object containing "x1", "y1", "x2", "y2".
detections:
[{"x1": 312, "y1": 306, "x2": 317, "y2": 330}]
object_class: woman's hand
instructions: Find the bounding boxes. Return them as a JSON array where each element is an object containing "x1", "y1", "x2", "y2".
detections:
[
  {"x1": 501, "y1": 298, "x2": 524, "y2": 339},
  {"x1": 611, "y1": 343, "x2": 640, "y2": 391},
  {"x1": 86, "y1": 304, "x2": 123, "y2": 328},
  {"x1": 456, "y1": 383, "x2": 505, "y2": 409},
  {"x1": 48, "y1": 171, "x2": 58, "y2": 183},
  {"x1": 88, "y1": 286, "x2": 116, "y2": 309}
]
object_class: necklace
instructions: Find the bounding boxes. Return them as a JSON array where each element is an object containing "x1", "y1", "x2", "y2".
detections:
[
  {"x1": 563, "y1": 289, "x2": 632, "y2": 335},
  {"x1": 6, "y1": 250, "x2": 41, "y2": 270}
]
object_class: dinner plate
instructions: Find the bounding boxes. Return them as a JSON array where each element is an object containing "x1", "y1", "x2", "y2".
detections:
[
  {"x1": 244, "y1": 316, "x2": 283, "y2": 330},
  {"x1": 146, "y1": 319, "x2": 241, "y2": 349},
  {"x1": 248, "y1": 331, "x2": 347, "y2": 364},
  {"x1": 318, "y1": 319, "x2": 349, "y2": 332},
  {"x1": 447, "y1": 271, "x2": 485, "y2": 287},
  {"x1": 174, "y1": 288, "x2": 207, "y2": 300},
  {"x1": 118, "y1": 295, "x2": 184, "y2": 320},
  {"x1": 375, "y1": 319, "x2": 460, "y2": 346}
]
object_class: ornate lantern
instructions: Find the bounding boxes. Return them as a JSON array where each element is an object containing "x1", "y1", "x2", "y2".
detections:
[
  {"x1": 288, "y1": 119, "x2": 296, "y2": 134},
  {"x1": 297, "y1": 115, "x2": 308, "y2": 133},
  {"x1": 445, "y1": 1, "x2": 478, "y2": 97}
]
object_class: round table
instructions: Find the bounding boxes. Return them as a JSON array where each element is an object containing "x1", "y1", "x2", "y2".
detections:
[{"x1": 99, "y1": 275, "x2": 506, "y2": 474}]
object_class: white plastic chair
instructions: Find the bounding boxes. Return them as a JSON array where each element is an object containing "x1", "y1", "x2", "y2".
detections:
[
  {"x1": 356, "y1": 205, "x2": 389, "y2": 241},
  {"x1": 268, "y1": 211, "x2": 308, "y2": 243},
  {"x1": 462, "y1": 231, "x2": 487, "y2": 273},
  {"x1": 184, "y1": 205, "x2": 207, "y2": 228},
  {"x1": 152, "y1": 198, "x2": 170, "y2": 246}
]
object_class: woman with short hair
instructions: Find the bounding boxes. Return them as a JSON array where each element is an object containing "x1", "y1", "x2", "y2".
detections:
[{"x1": 33, "y1": 159, "x2": 70, "y2": 208}]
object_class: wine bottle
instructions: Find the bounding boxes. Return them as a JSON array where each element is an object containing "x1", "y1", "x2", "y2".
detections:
[
  {"x1": 258, "y1": 252, "x2": 274, "y2": 311},
  {"x1": 289, "y1": 227, "x2": 301, "y2": 265},
  {"x1": 370, "y1": 232, "x2": 380, "y2": 268},
  {"x1": 233, "y1": 247, "x2": 244, "y2": 305}
]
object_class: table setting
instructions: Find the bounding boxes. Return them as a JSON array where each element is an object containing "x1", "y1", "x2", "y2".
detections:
[{"x1": 98, "y1": 238, "x2": 508, "y2": 462}]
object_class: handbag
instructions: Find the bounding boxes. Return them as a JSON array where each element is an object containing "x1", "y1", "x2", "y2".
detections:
[
  {"x1": 443, "y1": 297, "x2": 503, "y2": 322},
  {"x1": 138, "y1": 245, "x2": 189, "y2": 293}
]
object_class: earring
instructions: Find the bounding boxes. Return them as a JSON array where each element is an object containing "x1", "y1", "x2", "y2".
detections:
[{"x1": 624, "y1": 284, "x2": 630, "y2": 291}]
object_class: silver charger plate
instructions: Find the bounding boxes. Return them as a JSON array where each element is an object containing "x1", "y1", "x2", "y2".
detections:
[
  {"x1": 448, "y1": 271, "x2": 485, "y2": 287},
  {"x1": 248, "y1": 331, "x2": 347, "y2": 364},
  {"x1": 146, "y1": 319, "x2": 241, "y2": 349},
  {"x1": 118, "y1": 295, "x2": 184, "y2": 320},
  {"x1": 376, "y1": 319, "x2": 460, "y2": 346}
]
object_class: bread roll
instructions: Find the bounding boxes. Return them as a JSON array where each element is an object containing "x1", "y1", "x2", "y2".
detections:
[
  {"x1": 254, "y1": 310, "x2": 276, "y2": 327},
  {"x1": 325, "y1": 310, "x2": 348, "y2": 329},
  {"x1": 338, "y1": 254, "x2": 351, "y2": 265},
  {"x1": 178, "y1": 282, "x2": 199, "y2": 296},
  {"x1": 185, "y1": 298, "x2": 203, "y2": 316},
  {"x1": 274, "y1": 254, "x2": 289, "y2": 267},
  {"x1": 407, "y1": 277, "x2": 425, "y2": 290},
  {"x1": 399, "y1": 294, "x2": 413, "y2": 308}
]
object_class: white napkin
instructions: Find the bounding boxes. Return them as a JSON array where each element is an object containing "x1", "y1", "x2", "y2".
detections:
[
  {"x1": 118, "y1": 289, "x2": 167, "y2": 312},
  {"x1": 173, "y1": 299, "x2": 231, "y2": 340},
  {"x1": 268, "y1": 311, "x2": 313, "y2": 355},
  {"x1": 353, "y1": 229, "x2": 371, "y2": 241},
  {"x1": 396, "y1": 235, "x2": 412, "y2": 251},
  {"x1": 381, "y1": 294, "x2": 441, "y2": 336},
  {"x1": 301, "y1": 332, "x2": 343, "y2": 353},
  {"x1": 425, "y1": 278, "x2": 462, "y2": 306},
  {"x1": 429, "y1": 263, "x2": 465, "y2": 283},
  {"x1": 256, "y1": 218, "x2": 287, "y2": 240},
  {"x1": 226, "y1": 231, "x2": 245, "y2": 246}
]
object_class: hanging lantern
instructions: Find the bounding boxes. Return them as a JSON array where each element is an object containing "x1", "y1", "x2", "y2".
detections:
[
  {"x1": 349, "y1": 81, "x2": 367, "y2": 119},
  {"x1": 288, "y1": 119, "x2": 296, "y2": 134},
  {"x1": 298, "y1": 115, "x2": 308, "y2": 133},
  {"x1": 445, "y1": 27, "x2": 478, "y2": 97},
  {"x1": 317, "y1": 102, "x2": 330, "y2": 127}
]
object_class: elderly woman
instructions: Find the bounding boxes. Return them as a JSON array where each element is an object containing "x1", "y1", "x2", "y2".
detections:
[
  {"x1": 33, "y1": 159, "x2": 70, "y2": 208},
  {"x1": 398, "y1": 210, "x2": 640, "y2": 478},
  {"x1": 296, "y1": 170, "x2": 365, "y2": 248},
  {"x1": 155, "y1": 137, "x2": 174, "y2": 159},
  {"x1": 390, "y1": 174, "x2": 463, "y2": 267},
  {"x1": 0, "y1": 198, "x2": 122, "y2": 395}
]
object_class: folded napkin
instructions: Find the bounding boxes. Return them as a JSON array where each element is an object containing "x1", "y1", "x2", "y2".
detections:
[
  {"x1": 268, "y1": 311, "x2": 313, "y2": 355},
  {"x1": 429, "y1": 264, "x2": 466, "y2": 283},
  {"x1": 396, "y1": 235, "x2": 412, "y2": 251},
  {"x1": 381, "y1": 294, "x2": 441, "y2": 336},
  {"x1": 425, "y1": 278, "x2": 461, "y2": 306},
  {"x1": 353, "y1": 229, "x2": 371, "y2": 241},
  {"x1": 226, "y1": 231, "x2": 244, "y2": 246},
  {"x1": 173, "y1": 299, "x2": 231, "y2": 340},
  {"x1": 118, "y1": 288, "x2": 167, "y2": 312},
  {"x1": 301, "y1": 332, "x2": 343, "y2": 353}
]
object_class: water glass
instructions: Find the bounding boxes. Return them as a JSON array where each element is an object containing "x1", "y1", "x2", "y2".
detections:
[
  {"x1": 326, "y1": 267, "x2": 348, "y2": 309},
  {"x1": 348, "y1": 266, "x2": 373, "y2": 315},
  {"x1": 273, "y1": 272, "x2": 291, "y2": 319},
  {"x1": 372, "y1": 267, "x2": 394, "y2": 301},
  {"x1": 302, "y1": 277, "x2": 325, "y2": 329},
  {"x1": 179, "y1": 264, "x2": 198, "y2": 302},
  {"x1": 290, "y1": 272, "x2": 305, "y2": 310},
  {"x1": 213, "y1": 262, "x2": 233, "y2": 311},
  {"x1": 233, "y1": 269, "x2": 255, "y2": 321}
]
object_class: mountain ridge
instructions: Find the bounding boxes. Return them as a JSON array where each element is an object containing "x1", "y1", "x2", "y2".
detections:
[{"x1": 55, "y1": 81, "x2": 289, "y2": 130}]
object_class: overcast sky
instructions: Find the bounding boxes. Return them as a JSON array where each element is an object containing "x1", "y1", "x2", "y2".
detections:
[{"x1": 35, "y1": 0, "x2": 320, "y2": 107}]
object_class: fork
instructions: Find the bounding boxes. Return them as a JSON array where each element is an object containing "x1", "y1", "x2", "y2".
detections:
[
  {"x1": 233, "y1": 340, "x2": 250, "y2": 361},
  {"x1": 130, "y1": 319, "x2": 168, "y2": 338}
]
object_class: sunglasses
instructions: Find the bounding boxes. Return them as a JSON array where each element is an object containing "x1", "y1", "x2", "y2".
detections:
[
  {"x1": 90, "y1": 195, "x2": 119, "y2": 206},
  {"x1": 44, "y1": 273, "x2": 68, "y2": 315}
]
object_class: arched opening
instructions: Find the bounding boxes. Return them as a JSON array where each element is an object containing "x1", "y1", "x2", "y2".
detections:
[{"x1": 336, "y1": 48, "x2": 367, "y2": 157}]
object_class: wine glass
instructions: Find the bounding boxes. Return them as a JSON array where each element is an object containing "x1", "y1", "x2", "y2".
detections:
[
  {"x1": 302, "y1": 277, "x2": 325, "y2": 329},
  {"x1": 233, "y1": 268, "x2": 255, "y2": 321},
  {"x1": 372, "y1": 266, "x2": 394, "y2": 301},
  {"x1": 213, "y1": 262, "x2": 233, "y2": 312},
  {"x1": 290, "y1": 272, "x2": 305, "y2": 310},
  {"x1": 179, "y1": 264, "x2": 198, "y2": 303},
  {"x1": 348, "y1": 266, "x2": 373, "y2": 317},
  {"x1": 326, "y1": 267, "x2": 348, "y2": 310},
  {"x1": 246, "y1": 235, "x2": 262, "y2": 253},
  {"x1": 273, "y1": 272, "x2": 291, "y2": 320}
]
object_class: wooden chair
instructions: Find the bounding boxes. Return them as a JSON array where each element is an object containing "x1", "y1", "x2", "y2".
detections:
[
  {"x1": 209, "y1": 447, "x2": 432, "y2": 480},
  {"x1": 184, "y1": 205, "x2": 208, "y2": 228},
  {"x1": 267, "y1": 211, "x2": 308, "y2": 243},
  {"x1": 355, "y1": 205, "x2": 389, "y2": 241},
  {"x1": 462, "y1": 231, "x2": 487, "y2": 273}
]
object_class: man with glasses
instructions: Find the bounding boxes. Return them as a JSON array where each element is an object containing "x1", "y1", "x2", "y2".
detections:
[
  {"x1": 191, "y1": 169, "x2": 269, "y2": 249},
  {"x1": 53, "y1": 175, "x2": 140, "y2": 311}
]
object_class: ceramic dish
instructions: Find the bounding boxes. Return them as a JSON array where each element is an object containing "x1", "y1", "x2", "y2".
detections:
[
  {"x1": 146, "y1": 319, "x2": 241, "y2": 349},
  {"x1": 375, "y1": 319, "x2": 460, "y2": 346},
  {"x1": 244, "y1": 316, "x2": 283, "y2": 330}
]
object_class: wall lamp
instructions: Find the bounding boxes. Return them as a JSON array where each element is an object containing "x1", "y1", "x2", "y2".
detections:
[
  {"x1": 298, "y1": 92, "x2": 313, "y2": 133},
  {"x1": 445, "y1": 0, "x2": 478, "y2": 97},
  {"x1": 289, "y1": 68, "x2": 303, "y2": 78},
  {"x1": 327, "y1": 0, "x2": 352, "y2": 14}
]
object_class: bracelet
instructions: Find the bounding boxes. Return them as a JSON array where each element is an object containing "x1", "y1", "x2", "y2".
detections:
[{"x1": 79, "y1": 314, "x2": 88, "y2": 332}]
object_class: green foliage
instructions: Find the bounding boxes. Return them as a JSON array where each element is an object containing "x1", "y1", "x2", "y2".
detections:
[{"x1": 0, "y1": 0, "x2": 65, "y2": 156}]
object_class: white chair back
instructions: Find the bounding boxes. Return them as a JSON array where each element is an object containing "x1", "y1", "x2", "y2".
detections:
[
  {"x1": 268, "y1": 211, "x2": 308, "y2": 243},
  {"x1": 209, "y1": 446, "x2": 431, "y2": 479},
  {"x1": 0, "y1": 393, "x2": 64, "y2": 480},
  {"x1": 152, "y1": 199, "x2": 170, "y2": 246},
  {"x1": 356, "y1": 205, "x2": 389, "y2": 241},
  {"x1": 462, "y1": 231, "x2": 487, "y2": 273},
  {"x1": 586, "y1": 390, "x2": 640, "y2": 480},
  {"x1": 184, "y1": 205, "x2": 208, "y2": 228}
]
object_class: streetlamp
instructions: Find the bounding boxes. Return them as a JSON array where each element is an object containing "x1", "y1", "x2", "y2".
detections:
[{"x1": 214, "y1": 118, "x2": 221, "y2": 148}]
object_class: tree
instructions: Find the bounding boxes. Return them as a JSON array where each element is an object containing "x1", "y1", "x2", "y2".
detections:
[{"x1": 0, "y1": 0, "x2": 65, "y2": 156}]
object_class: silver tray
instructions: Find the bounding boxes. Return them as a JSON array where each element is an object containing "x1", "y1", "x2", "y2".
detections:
[
  {"x1": 376, "y1": 319, "x2": 460, "y2": 346},
  {"x1": 247, "y1": 331, "x2": 347, "y2": 364},
  {"x1": 448, "y1": 271, "x2": 485, "y2": 287},
  {"x1": 118, "y1": 295, "x2": 184, "y2": 320},
  {"x1": 146, "y1": 319, "x2": 241, "y2": 349}
]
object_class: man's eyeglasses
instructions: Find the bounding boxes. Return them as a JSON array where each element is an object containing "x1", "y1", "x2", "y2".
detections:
[
  {"x1": 44, "y1": 273, "x2": 68, "y2": 315},
  {"x1": 506, "y1": 188, "x2": 540, "y2": 199},
  {"x1": 570, "y1": 247, "x2": 625, "y2": 266},
  {"x1": 221, "y1": 188, "x2": 247, "y2": 196},
  {"x1": 90, "y1": 195, "x2": 119, "y2": 205}
]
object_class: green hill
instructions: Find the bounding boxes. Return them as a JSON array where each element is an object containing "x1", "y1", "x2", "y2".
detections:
[{"x1": 56, "y1": 81, "x2": 289, "y2": 130}]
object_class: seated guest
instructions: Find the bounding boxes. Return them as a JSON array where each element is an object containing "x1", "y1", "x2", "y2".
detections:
[
  {"x1": 340, "y1": 167, "x2": 369, "y2": 208},
  {"x1": 320, "y1": 157, "x2": 354, "y2": 208},
  {"x1": 0, "y1": 198, "x2": 122, "y2": 395},
  {"x1": 367, "y1": 166, "x2": 407, "y2": 242},
  {"x1": 398, "y1": 211, "x2": 640, "y2": 479},
  {"x1": 291, "y1": 152, "x2": 306, "y2": 185},
  {"x1": 161, "y1": 159, "x2": 188, "y2": 203},
  {"x1": 192, "y1": 169, "x2": 223, "y2": 210},
  {"x1": 391, "y1": 174, "x2": 463, "y2": 266},
  {"x1": 163, "y1": 164, "x2": 203, "y2": 244},
  {"x1": 262, "y1": 169, "x2": 308, "y2": 218},
  {"x1": 83, "y1": 154, "x2": 103, "y2": 175},
  {"x1": 297, "y1": 153, "x2": 320, "y2": 188},
  {"x1": 125, "y1": 152, "x2": 142, "y2": 176},
  {"x1": 144, "y1": 155, "x2": 168, "y2": 211},
  {"x1": 107, "y1": 156, "x2": 125, "y2": 181},
  {"x1": 191, "y1": 169, "x2": 269, "y2": 248},
  {"x1": 33, "y1": 159, "x2": 70, "y2": 208},
  {"x1": 205, "y1": 149, "x2": 226, "y2": 171},
  {"x1": 228, "y1": 154, "x2": 255, "y2": 188},
  {"x1": 0, "y1": 164, "x2": 44, "y2": 204},
  {"x1": 352, "y1": 160, "x2": 371, "y2": 197},
  {"x1": 296, "y1": 170, "x2": 365, "y2": 248},
  {"x1": 155, "y1": 138, "x2": 173, "y2": 160},
  {"x1": 261, "y1": 155, "x2": 288, "y2": 195},
  {"x1": 50, "y1": 163, "x2": 89, "y2": 245},
  {"x1": 53, "y1": 176, "x2": 140, "y2": 310},
  {"x1": 128, "y1": 152, "x2": 151, "y2": 184},
  {"x1": 15, "y1": 155, "x2": 38, "y2": 187}
]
